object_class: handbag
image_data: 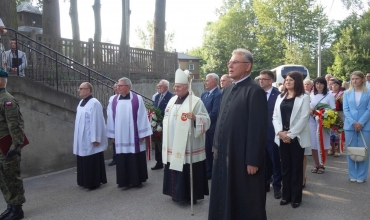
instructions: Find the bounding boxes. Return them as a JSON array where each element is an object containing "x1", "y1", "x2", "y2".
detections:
[{"x1": 346, "y1": 131, "x2": 368, "y2": 162}]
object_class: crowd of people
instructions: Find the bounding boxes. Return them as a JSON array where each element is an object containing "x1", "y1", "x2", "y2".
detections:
[{"x1": 1, "y1": 15, "x2": 370, "y2": 218}]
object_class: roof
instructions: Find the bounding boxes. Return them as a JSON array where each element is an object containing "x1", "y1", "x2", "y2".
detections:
[
  {"x1": 177, "y1": 53, "x2": 202, "y2": 60},
  {"x1": 18, "y1": 26, "x2": 43, "y2": 35},
  {"x1": 17, "y1": 2, "x2": 42, "y2": 15}
]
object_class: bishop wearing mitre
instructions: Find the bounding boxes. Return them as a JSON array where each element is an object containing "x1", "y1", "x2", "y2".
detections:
[{"x1": 162, "y1": 69, "x2": 210, "y2": 204}]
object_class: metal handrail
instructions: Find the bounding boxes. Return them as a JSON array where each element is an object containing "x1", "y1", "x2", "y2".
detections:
[{"x1": 2, "y1": 28, "x2": 153, "y2": 105}]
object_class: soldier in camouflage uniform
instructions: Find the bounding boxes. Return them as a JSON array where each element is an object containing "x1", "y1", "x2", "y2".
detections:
[{"x1": 0, "y1": 69, "x2": 26, "y2": 220}]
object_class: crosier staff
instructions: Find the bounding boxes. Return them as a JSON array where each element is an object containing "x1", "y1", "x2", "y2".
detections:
[{"x1": 186, "y1": 70, "x2": 195, "y2": 216}]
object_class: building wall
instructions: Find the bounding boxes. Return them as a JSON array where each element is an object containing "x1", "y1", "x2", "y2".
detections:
[
  {"x1": 18, "y1": 12, "x2": 42, "y2": 28},
  {"x1": 178, "y1": 59, "x2": 201, "y2": 79}
]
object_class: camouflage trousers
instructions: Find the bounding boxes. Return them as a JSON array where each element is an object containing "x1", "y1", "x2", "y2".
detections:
[{"x1": 0, "y1": 154, "x2": 25, "y2": 205}]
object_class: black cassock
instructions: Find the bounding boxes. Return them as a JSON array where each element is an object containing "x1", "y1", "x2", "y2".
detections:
[{"x1": 208, "y1": 77, "x2": 268, "y2": 220}]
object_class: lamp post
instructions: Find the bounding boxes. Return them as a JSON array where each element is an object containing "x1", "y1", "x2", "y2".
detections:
[{"x1": 317, "y1": 27, "x2": 322, "y2": 77}]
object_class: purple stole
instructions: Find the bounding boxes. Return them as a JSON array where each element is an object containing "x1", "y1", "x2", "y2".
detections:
[
  {"x1": 131, "y1": 93, "x2": 140, "y2": 153},
  {"x1": 112, "y1": 94, "x2": 119, "y2": 121}
]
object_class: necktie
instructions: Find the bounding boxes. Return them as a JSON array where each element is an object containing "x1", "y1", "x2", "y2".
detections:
[
  {"x1": 158, "y1": 94, "x2": 164, "y2": 106},
  {"x1": 206, "y1": 92, "x2": 210, "y2": 98},
  {"x1": 266, "y1": 92, "x2": 269, "y2": 100}
]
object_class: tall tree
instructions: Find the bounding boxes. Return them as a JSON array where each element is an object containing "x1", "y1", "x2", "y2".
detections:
[
  {"x1": 200, "y1": 2, "x2": 258, "y2": 77},
  {"x1": 328, "y1": 10, "x2": 370, "y2": 79},
  {"x1": 0, "y1": 0, "x2": 18, "y2": 30},
  {"x1": 92, "y1": 0, "x2": 102, "y2": 43},
  {"x1": 153, "y1": 0, "x2": 166, "y2": 52},
  {"x1": 69, "y1": 0, "x2": 80, "y2": 41},
  {"x1": 69, "y1": 0, "x2": 81, "y2": 62},
  {"x1": 43, "y1": 0, "x2": 61, "y2": 37}
]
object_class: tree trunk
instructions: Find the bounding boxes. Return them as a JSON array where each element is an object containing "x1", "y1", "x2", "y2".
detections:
[
  {"x1": 92, "y1": 0, "x2": 102, "y2": 68},
  {"x1": 69, "y1": 0, "x2": 81, "y2": 62},
  {"x1": 42, "y1": 0, "x2": 61, "y2": 37},
  {"x1": 153, "y1": 0, "x2": 166, "y2": 52},
  {"x1": 92, "y1": 0, "x2": 102, "y2": 43},
  {"x1": 69, "y1": 0, "x2": 80, "y2": 41},
  {"x1": 0, "y1": 0, "x2": 18, "y2": 30}
]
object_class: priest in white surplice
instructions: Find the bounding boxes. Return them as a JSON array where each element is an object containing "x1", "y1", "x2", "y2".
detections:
[
  {"x1": 107, "y1": 77, "x2": 152, "y2": 188},
  {"x1": 73, "y1": 82, "x2": 108, "y2": 190},
  {"x1": 162, "y1": 69, "x2": 210, "y2": 204}
]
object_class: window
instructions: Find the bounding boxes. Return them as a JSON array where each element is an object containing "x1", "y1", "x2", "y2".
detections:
[{"x1": 188, "y1": 64, "x2": 194, "y2": 70}]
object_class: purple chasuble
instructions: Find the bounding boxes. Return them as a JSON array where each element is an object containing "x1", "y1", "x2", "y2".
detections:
[
  {"x1": 112, "y1": 94, "x2": 119, "y2": 121},
  {"x1": 131, "y1": 93, "x2": 140, "y2": 153}
]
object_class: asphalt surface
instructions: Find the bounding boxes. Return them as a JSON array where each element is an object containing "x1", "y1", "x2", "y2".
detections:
[{"x1": 1, "y1": 151, "x2": 369, "y2": 220}]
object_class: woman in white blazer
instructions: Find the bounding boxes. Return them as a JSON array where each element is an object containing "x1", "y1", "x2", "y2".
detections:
[{"x1": 272, "y1": 71, "x2": 311, "y2": 208}]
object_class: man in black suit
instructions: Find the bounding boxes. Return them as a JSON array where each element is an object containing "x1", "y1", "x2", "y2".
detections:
[
  {"x1": 201, "y1": 73, "x2": 222, "y2": 179},
  {"x1": 152, "y1": 79, "x2": 173, "y2": 170},
  {"x1": 259, "y1": 70, "x2": 282, "y2": 199}
]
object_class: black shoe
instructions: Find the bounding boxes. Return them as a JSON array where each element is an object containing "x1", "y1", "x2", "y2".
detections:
[
  {"x1": 265, "y1": 185, "x2": 270, "y2": 192},
  {"x1": 280, "y1": 200, "x2": 290, "y2": 206},
  {"x1": 291, "y1": 203, "x2": 300, "y2": 208},
  {"x1": 108, "y1": 160, "x2": 116, "y2": 166},
  {"x1": 0, "y1": 204, "x2": 12, "y2": 220},
  {"x1": 274, "y1": 190, "x2": 282, "y2": 199},
  {"x1": 5, "y1": 205, "x2": 24, "y2": 220},
  {"x1": 151, "y1": 163, "x2": 163, "y2": 170}
]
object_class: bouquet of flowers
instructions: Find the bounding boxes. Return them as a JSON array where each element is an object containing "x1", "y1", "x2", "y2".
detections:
[
  {"x1": 146, "y1": 105, "x2": 163, "y2": 148},
  {"x1": 313, "y1": 103, "x2": 344, "y2": 132}
]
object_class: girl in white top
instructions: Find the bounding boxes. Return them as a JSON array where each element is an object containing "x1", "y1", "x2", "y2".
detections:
[{"x1": 309, "y1": 77, "x2": 335, "y2": 174}]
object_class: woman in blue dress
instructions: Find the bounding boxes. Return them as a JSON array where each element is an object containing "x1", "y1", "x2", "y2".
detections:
[{"x1": 343, "y1": 71, "x2": 370, "y2": 183}]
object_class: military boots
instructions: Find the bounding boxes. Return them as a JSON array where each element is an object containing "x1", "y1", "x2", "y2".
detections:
[
  {"x1": 0, "y1": 204, "x2": 12, "y2": 220},
  {"x1": 3, "y1": 205, "x2": 23, "y2": 220}
]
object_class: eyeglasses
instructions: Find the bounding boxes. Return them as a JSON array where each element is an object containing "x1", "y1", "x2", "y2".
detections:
[
  {"x1": 117, "y1": 85, "x2": 129, "y2": 87},
  {"x1": 228, "y1": 61, "x2": 250, "y2": 66},
  {"x1": 258, "y1": 78, "x2": 271, "y2": 81},
  {"x1": 78, "y1": 88, "x2": 89, "y2": 90}
]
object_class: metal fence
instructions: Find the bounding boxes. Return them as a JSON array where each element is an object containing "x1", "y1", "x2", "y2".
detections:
[{"x1": 1, "y1": 28, "x2": 162, "y2": 107}]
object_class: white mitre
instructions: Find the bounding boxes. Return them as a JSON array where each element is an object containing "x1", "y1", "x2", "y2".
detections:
[
  {"x1": 0, "y1": 18, "x2": 7, "y2": 34},
  {"x1": 175, "y1": 69, "x2": 189, "y2": 85}
]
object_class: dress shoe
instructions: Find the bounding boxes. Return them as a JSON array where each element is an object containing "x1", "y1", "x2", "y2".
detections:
[
  {"x1": 280, "y1": 200, "x2": 290, "y2": 206},
  {"x1": 291, "y1": 203, "x2": 300, "y2": 208},
  {"x1": 151, "y1": 163, "x2": 163, "y2": 170},
  {"x1": 0, "y1": 204, "x2": 12, "y2": 220},
  {"x1": 4, "y1": 205, "x2": 24, "y2": 220},
  {"x1": 274, "y1": 190, "x2": 282, "y2": 199},
  {"x1": 108, "y1": 160, "x2": 116, "y2": 166}
]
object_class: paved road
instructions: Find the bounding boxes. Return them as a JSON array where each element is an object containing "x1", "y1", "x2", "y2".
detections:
[{"x1": 1, "y1": 152, "x2": 368, "y2": 220}]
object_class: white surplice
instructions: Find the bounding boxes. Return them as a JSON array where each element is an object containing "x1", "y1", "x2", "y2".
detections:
[
  {"x1": 162, "y1": 94, "x2": 210, "y2": 171},
  {"x1": 106, "y1": 92, "x2": 152, "y2": 154},
  {"x1": 73, "y1": 98, "x2": 108, "y2": 156}
]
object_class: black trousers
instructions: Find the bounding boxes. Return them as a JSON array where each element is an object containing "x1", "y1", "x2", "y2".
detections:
[
  {"x1": 205, "y1": 132, "x2": 214, "y2": 177},
  {"x1": 112, "y1": 142, "x2": 116, "y2": 161},
  {"x1": 279, "y1": 139, "x2": 304, "y2": 204},
  {"x1": 154, "y1": 142, "x2": 162, "y2": 164}
]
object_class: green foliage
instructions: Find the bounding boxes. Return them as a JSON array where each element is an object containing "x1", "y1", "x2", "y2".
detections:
[
  {"x1": 328, "y1": 10, "x2": 370, "y2": 80},
  {"x1": 135, "y1": 21, "x2": 175, "y2": 52}
]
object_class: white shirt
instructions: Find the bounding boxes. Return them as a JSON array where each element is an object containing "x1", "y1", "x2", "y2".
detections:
[
  {"x1": 355, "y1": 91, "x2": 362, "y2": 106},
  {"x1": 265, "y1": 87, "x2": 273, "y2": 100},
  {"x1": 310, "y1": 93, "x2": 336, "y2": 109}
]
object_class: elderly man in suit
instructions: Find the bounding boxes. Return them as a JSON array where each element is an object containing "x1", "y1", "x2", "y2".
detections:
[
  {"x1": 201, "y1": 73, "x2": 222, "y2": 180},
  {"x1": 152, "y1": 79, "x2": 173, "y2": 170},
  {"x1": 259, "y1": 70, "x2": 282, "y2": 199}
]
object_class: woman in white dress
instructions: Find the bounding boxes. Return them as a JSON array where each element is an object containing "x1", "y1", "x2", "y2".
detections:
[{"x1": 309, "y1": 77, "x2": 335, "y2": 174}]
